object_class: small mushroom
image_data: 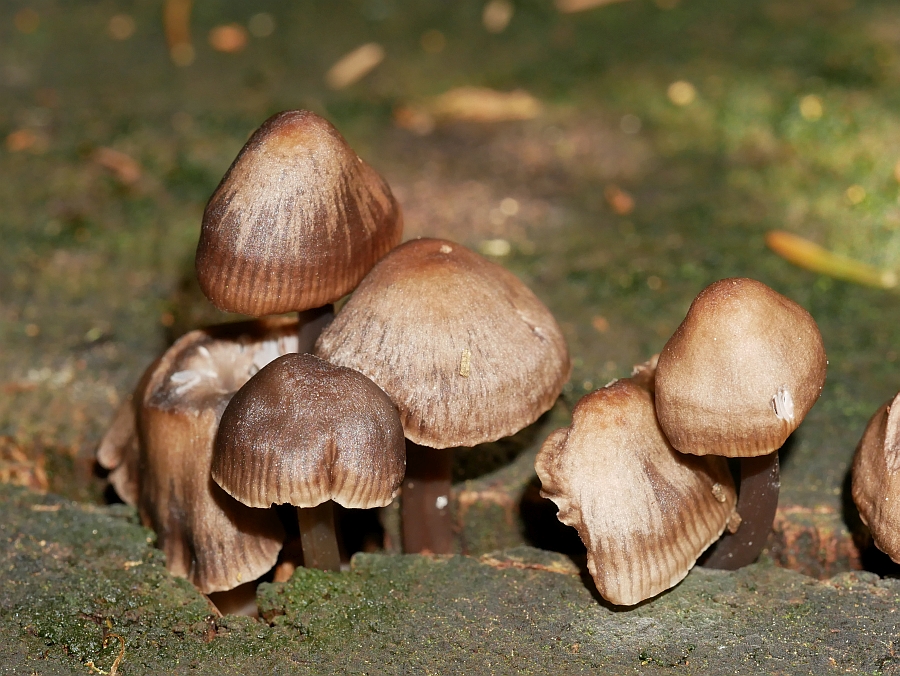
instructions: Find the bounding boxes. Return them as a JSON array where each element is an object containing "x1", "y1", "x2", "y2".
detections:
[
  {"x1": 195, "y1": 109, "x2": 403, "y2": 349},
  {"x1": 315, "y1": 237, "x2": 570, "y2": 554},
  {"x1": 535, "y1": 377, "x2": 737, "y2": 606},
  {"x1": 851, "y1": 392, "x2": 900, "y2": 562},
  {"x1": 654, "y1": 278, "x2": 827, "y2": 569},
  {"x1": 211, "y1": 353, "x2": 406, "y2": 571},
  {"x1": 98, "y1": 318, "x2": 297, "y2": 596}
]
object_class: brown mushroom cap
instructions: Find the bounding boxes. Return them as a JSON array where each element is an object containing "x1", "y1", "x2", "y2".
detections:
[
  {"x1": 211, "y1": 353, "x2": 405, "y2": 510},
  {"x1": 196, "y1": 110, "x2": 403, "y2": 316},
  {"x1": 535, "y1": 378, "x2": 737, "y2": 606},
  {"x1": 134, "y1": 318, "x2": 296, "y2": 593},
  {"x1": 315, "y1": 238, "x2": 571, "y2": 448},
  {"x1": 655, "y1": 277, "x2": 826, "y2": 457},
  {"x1": 852, "y1": 393, "x2": 900, "y2": 562}
]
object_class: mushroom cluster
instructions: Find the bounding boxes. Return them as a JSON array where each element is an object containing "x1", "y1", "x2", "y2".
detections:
[
  {"x1": 536, "y1": 277, "x2": 827, "y2": 605},
  {"x1": 315, "y1": 237, "x2": 570, "y2": 553},
  {"x1": 102, "y1": 109, "x2": 831, "y2": 614},
  {"x1": 99, "y1": 110, "x2": 409, "y2": 603}
]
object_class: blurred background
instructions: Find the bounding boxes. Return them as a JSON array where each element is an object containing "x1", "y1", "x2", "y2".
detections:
[{"x1": 2, "y1": 0, "x2": 900, "y2": 574}]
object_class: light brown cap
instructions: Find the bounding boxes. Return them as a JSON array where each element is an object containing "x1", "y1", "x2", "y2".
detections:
[
  {"x1": 211, "y1": 353, "x2": 405, "y2": 510},
  {"x1": 315, "y1": 238, "x2": 571, "y2": 448},
  {"x1": 535, "y1": 378, "x2": 737, "y2": 606},
  {"x1": 655, "y1": 277, "x2": 826, "y2": 457},
  {"x1": 196, "y1": 110, "x2": 403, "y2": 316},
  {"x1": 135, "y1": 318, "x2": 297, "y2": 593},
  {"x1": 852, "y1": 393, "x2": 900, "y2": 562}
]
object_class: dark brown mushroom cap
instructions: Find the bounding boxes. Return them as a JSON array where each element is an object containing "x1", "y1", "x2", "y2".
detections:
[
  {"x1": 535, "y1": 378, "x2": 737, "y2": 606},
  {"x1": 135, "y1": 318, "x2": 296, "y2": 593},
  {"x1": 196, "y1": 109, "x2": 403, "y2": 316},
  {"x1": 211, "y1": 353, "x2": 405, "y2": 510},
  {"x1": 655, "y1": 277, "x2": 826, "y2": 458},
  {"x1": 315, "y1": 238, "x2": 571, "y2": 448},
  {"x1": 852, "y1": 393, "x2": 900, "y2": 562}
]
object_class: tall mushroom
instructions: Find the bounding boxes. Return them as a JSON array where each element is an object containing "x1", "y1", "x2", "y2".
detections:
[
  {"x1": 535, "y1": 376, "x2": 737, "y2": 605},
  {"x1": 195, "y1": 109, "x2": 403, "y2": 351},
  {"x1": 195, "y1": 110, "x2": 403, "y2": 568},
  {"x1": 315, "y1": 238, "x2": 571, "y2": 554},
  {"x1": 97, "y1": 318, "x2": 297, "y2": 601},
  {"x1": 211, "y1": 353, "x2": 406, "y2": 571},
  {"x1": 851, "y1": 392, "x2": 900, "y2": 562},
  {"x1": 654, "y1": 278, "x2": 827, "y2": 569}
]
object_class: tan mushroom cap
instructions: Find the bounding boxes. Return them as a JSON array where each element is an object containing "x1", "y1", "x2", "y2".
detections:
[
  {"x1": 196, "y1": 109, "x2": 403, "y2": 316},
  {"x1": 211, "y1": 353, "x2": 406, "y2": 510},
  {"x1": 535, "y1": 378, "x2": 737, "y2": 606},
  {"x1": 655, "y1": 277, "x2": 826, "y2": 458},
  {"x1": 852, "y1": 393, "x2": 900, "y2": 562},
  {"x1": 134, "y1": 318, "x2": 296, "y2": 593},
  {"x1": 315, "y1": 238, "x2": 571, "y2": 448}
]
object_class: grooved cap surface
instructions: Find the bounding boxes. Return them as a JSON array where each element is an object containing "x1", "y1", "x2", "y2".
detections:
[
  {"x1": 211, "y1": 353, "x2": 405, "y2": 510},
  {"x1": 196, "y1": 110, "x2": 403, "y2": 315},
  {"x1": 315, "y1": 238, "x2": 571, "y2": 448},
  {"x1": 535, "y1": 378, "x2": 737, "y2": 606},
  {"x1": 655, "y1": 277, "x2": 826, "y2": 457}
]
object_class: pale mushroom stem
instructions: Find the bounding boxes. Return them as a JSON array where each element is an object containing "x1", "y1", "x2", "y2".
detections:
[
  {"x1": 297, "y1": 502, "x2": 342, "y2": 572},
  {"x1": 702, "y1": 452, "x2": 780, "y2": 570},
  {"x1": 401, "y1": 443, "x2": 454, "y2": 554},
  {"x1": 296, "y1": 303, "x2": 339, "y2": 572}
]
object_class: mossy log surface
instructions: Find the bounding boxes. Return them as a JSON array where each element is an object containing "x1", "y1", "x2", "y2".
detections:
[{"x1": 2, "y1": 484, "x2": 899, "y2": 675}]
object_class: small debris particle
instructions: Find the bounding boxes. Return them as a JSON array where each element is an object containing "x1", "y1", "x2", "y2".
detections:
[{"x1": 459, "y1": 349, "x2": 471, "y2": 378}]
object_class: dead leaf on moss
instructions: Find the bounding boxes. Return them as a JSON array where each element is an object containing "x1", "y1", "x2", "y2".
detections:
[
  {"x1": 325, "y1": 43, "x2": 385, "y2": 90},
  {"x1": 556, "y1": 0, "x2": 631, "y2": 13},
  {"x1": 93, "y1": 147, "x2": 142, "y2": 186}
]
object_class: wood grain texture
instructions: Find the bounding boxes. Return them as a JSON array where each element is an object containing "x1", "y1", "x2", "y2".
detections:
[
  {"x1": 211, "y1": 353, "x2": 405, "y2": 510},
  {"x1": 535, "y1": 378, "x2": 737, "y2": 606},
  {"x1": 196, "y1": 110, "x2": 403, "y2": 316},
  {"x1": 315, "y1": 238, "x2": 571, "y2": 448},
  {"x1": 655, "y1": 278, "x2": 826, "y2": 457}
]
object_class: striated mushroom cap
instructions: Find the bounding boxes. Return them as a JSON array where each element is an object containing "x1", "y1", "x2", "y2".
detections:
[
  {"x1": 535, "y1": 378, "x2": 737, "y2": 606},
  {"x1": 134, "y1": 318, "x2": 297, "y2": 593},
  {"x1": 852, "y1": 393, "x2": 900, "y2": 562},
  {"x1": 212, "y1": 353, "x2": 405, "y2": 510},
  {"x1": 655, "y1": 277, "x2": 826, "y2": 458},
  {"x1": 196, "y1": 110, "x2": 403, "y2": 316},
  {"x1": 315, "y1": 238, "x2": 571, "y2": 448}
]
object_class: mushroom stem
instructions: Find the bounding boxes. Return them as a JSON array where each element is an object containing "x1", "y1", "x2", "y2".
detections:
[
  {"x1": 702, "y1": 452, "x2": 780, "y2": 570},
  {"x1": 296, "y1": 304, "x2": 335, "y2": 354},
  {"x1": 292, "y1": 303, "x2": 339, "y2": 572},
  {"x1": 297, "y1": 502, "x2": 342, "y2": 572},
  {"x1": 401, "y1": 443, "x2": 454, "y2": 554}
]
